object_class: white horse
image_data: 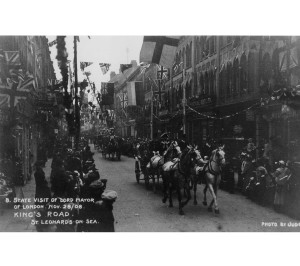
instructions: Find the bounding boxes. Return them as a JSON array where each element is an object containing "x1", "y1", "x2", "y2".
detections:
[{"x1": 202, "y1": 148, "x2": 226, "y2": 214}]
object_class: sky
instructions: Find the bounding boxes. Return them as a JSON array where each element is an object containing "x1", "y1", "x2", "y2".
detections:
[{"x1": 47, "y1": 36, "x2": 144, "y2": 92}]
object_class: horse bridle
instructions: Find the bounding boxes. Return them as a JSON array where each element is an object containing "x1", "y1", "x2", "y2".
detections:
[{"x1": 207, "y1": 150, "x2": 224, "y2": 176}]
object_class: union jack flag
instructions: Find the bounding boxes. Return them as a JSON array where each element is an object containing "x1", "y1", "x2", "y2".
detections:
[{"x1": 157, "y1": 65, "x2": 169, "y2": 80}]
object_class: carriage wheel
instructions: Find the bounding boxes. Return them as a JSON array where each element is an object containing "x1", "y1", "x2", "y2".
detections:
[
  {"x1": 136, "y1": 173, "x2": 140, "y2": 184},
  {"x1": 135, "y1": 161, "x2": 140, "y2": 184},
  {"x1": 144, "y1": 171, "x2": 150, "y2": 189}
]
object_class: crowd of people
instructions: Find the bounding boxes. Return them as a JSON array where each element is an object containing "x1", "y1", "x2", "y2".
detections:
[{"x1": 33, "y1": 135, "x2": 117, "y2": 232}]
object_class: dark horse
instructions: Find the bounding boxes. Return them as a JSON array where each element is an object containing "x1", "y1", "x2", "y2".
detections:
[
  {"x1": 161, "y1": 145, "x2": 197, "y2": 215},
  {"x1": 105, "y1": 138, "x2": 121, "y2": 160}
]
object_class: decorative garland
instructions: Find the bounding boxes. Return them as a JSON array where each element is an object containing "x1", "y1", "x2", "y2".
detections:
[{"x1": 56, "y1": 36, "x2": 75, "y2": 134}]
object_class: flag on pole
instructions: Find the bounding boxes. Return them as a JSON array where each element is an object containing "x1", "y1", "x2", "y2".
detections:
[
  {"x1": 140, "y1": 36, "x2": 180, "y2": 68},
  {"x1": 8, "y1": 69, "x2": 25, "y2": 83},
  {"x1": 139, "y1": 62, "x2": 150, "y2": 73},
  {"x1": 99, "y1": 63, "x2": 111, "y2": 75},
  {"x1": 17, "y1": 72, "x2": 36, "y2": 91},
  {"x1": 48, "y1": 39, "x2": 57, "y2": 47},
  {"x1": 80, "y1": 62, "x2": 93, "y2": 71},
  {"x1": 156, "y1": 65, "x2": 169, "y2": 80},
  {"x1": 120, "y1": 64, "x2": 132, "y2": 73}
]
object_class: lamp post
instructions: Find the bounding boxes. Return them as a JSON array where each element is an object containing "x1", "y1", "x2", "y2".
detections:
[
  {"x1": 150, "y1": 82, "x2": 153, "y2": 140},
  {"x1": 182, "y1": 67, "x2": 186, "y2": 136}
]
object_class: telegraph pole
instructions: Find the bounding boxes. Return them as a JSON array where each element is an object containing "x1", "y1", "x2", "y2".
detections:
[
  {"x1": 182, "y1": 68, "x2": 186, "y2": 135},
  {"x1": 150, "y1": 83, "x2": 154, "y2": 140},
  {"x1": 286, "y1": 36, "x2": 291, "y2": 160},
  {"x1": 74, "y1": 36, "x2": 80, "y2": 149}
]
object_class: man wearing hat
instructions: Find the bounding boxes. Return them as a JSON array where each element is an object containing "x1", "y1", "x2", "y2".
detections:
[
  {"x1": 245, "y1": 138, "x2": 256, "y2": 160},
  {"x1": 34, "y1": 161, "x2": 51, "y2": 205}
]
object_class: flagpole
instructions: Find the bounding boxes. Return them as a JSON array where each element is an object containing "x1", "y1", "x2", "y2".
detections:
[
  {"x1": 182, "y1": 68, "x2": 186, "y2": 136},
  {"x1": 150, "y1": 83, "x2": 154, "y2": 140},
  {"x1": 74, "y1": 36, "x2": 80, "y2": 149}
]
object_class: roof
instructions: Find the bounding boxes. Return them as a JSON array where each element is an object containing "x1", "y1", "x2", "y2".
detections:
[{"x1": 109, "y1": 65, "x2": 142, "y2": 92}]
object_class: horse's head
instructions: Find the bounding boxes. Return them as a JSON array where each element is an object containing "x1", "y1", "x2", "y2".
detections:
[
  {"x1": 190, "y1": 148, "x2": 202, "y2": 165},
  {"x1": 214, "y1": 148, "x2": 226, "y2": 166}
]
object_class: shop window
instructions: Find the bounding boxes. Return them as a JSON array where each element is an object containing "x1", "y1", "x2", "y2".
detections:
[
  {"x1": 240, "y1": 53, "x2": 248, "y2": 94},
  {"x1": 271, "y1": 49, "x2": 283, "y2": 90},
  {"x1": 197, "y1": 37, "x2": 201, "y2": 63},
  {"x1": 233, "y1": 58, "x2": 239, "y2": 96},
  {"x1": 200, "y1": 73, "x2": 204, "y2": 94},
  {"x1": 219, "y1": 67, "x2": 226, "y2": 100},
  {"x1": 209, "y1": 37, "x2": 216, "y2": 55},
  {"x1": 248, "y1": 52, "x2": 256, "y2": 93},
  {"x1": 261, "y1": 53, "x2": 272, "y2": 94},
  {"x1": 226, "y1": 62, "x2": 232, "y2": 97},
  {"x1": 209, "y1": 70, "x2": 214, "y2": 95},
  {"x1": 204, "y1": 71, "x2": 209, "y2": 95}
]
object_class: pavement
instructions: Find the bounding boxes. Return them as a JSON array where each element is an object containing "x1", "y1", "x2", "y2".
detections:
[{"x1": 0, "y1": 159, "x2": 52, "y2": 232}]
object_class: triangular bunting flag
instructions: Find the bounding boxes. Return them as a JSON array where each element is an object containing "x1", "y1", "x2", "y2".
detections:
[
  {"x1": 99, "y1": 63, "x2": 111, "y2": 75},
  {"x1": 80, "y1": 62, "x2": 93, "y2": 71}
]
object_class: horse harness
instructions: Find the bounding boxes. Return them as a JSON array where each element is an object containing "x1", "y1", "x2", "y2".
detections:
[{"x1": 207, "y1": 151, "x2": 223, "y2": 176}]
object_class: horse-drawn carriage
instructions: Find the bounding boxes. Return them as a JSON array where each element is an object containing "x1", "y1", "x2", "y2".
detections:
[
  {"x1": 102, "y1": 136, "x2": 122, "y2": 161},
  {"x1": 134, "y1": 139, "x2": 227, "y2": 215},
  {"x1": 134, "y1": 140, "x2": 166, "y2": 191}
]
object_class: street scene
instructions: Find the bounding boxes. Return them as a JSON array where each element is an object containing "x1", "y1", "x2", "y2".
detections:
[{"x1": 1, "y1": 36, "x2": 300, "y2": 232}]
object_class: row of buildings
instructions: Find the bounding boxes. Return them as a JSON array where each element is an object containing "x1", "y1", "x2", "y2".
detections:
[
  {"x1": 110, "y1": 36, "x2": 300, "y2": 162},
  {"x1": 0, "y1": 36, "x2": 58, "y2": 184}
]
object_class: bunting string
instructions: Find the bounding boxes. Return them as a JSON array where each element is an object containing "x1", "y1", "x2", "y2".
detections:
[{"x1": 186, "y1": 102, "x2": 260, "y2": 120}]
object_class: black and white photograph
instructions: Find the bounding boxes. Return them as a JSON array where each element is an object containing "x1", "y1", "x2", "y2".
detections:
[
  {"x1": 2, "y1": 1, "x2": 300, "y2": 266},
  {"x1": 1, "y1": 34, "x2": 300, "y2": 233}
]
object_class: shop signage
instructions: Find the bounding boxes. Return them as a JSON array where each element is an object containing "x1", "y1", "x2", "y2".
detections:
[
  {"x1": 159, "y1": 110, "x2": 169, "y2": 116},
  {"x1": 233, "y1": 125, "x2": 243, "y2": 134},
  {"x1": 188, "y1": 96, "x2": 215, "y2": 108}
]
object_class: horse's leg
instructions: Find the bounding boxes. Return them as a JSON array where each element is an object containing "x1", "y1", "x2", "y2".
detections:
[
  {"x1": 193, "y1": 175, "x2": 198, "y2": 205},
  {"x1": 152, "y1": 168, "x2": 156, "y2": 193},
  {"x1": 168, "y1": 173, "x2": 174, "y2": 208},
  {"x1": 207, "y1": 183, "x2": 218, "y2": 214},
  {"x1": 202, "y1": 183, "x2": 208, "y2": 206},
  {"x1": 157, "y1": 168, "x2": 160, "y2": 191},
  {"x1": 183, "y1": 180, "x2": 191, "y2": 207},
  {"x1": 213, "y1": 175, "x2": 221, "y2": 214},
  {"x1": 176, "y1": 179, "x2": 184, "y2": 215},
  {"x1": 162, "y1": 171, "x2": 168, "y2": 203}
]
